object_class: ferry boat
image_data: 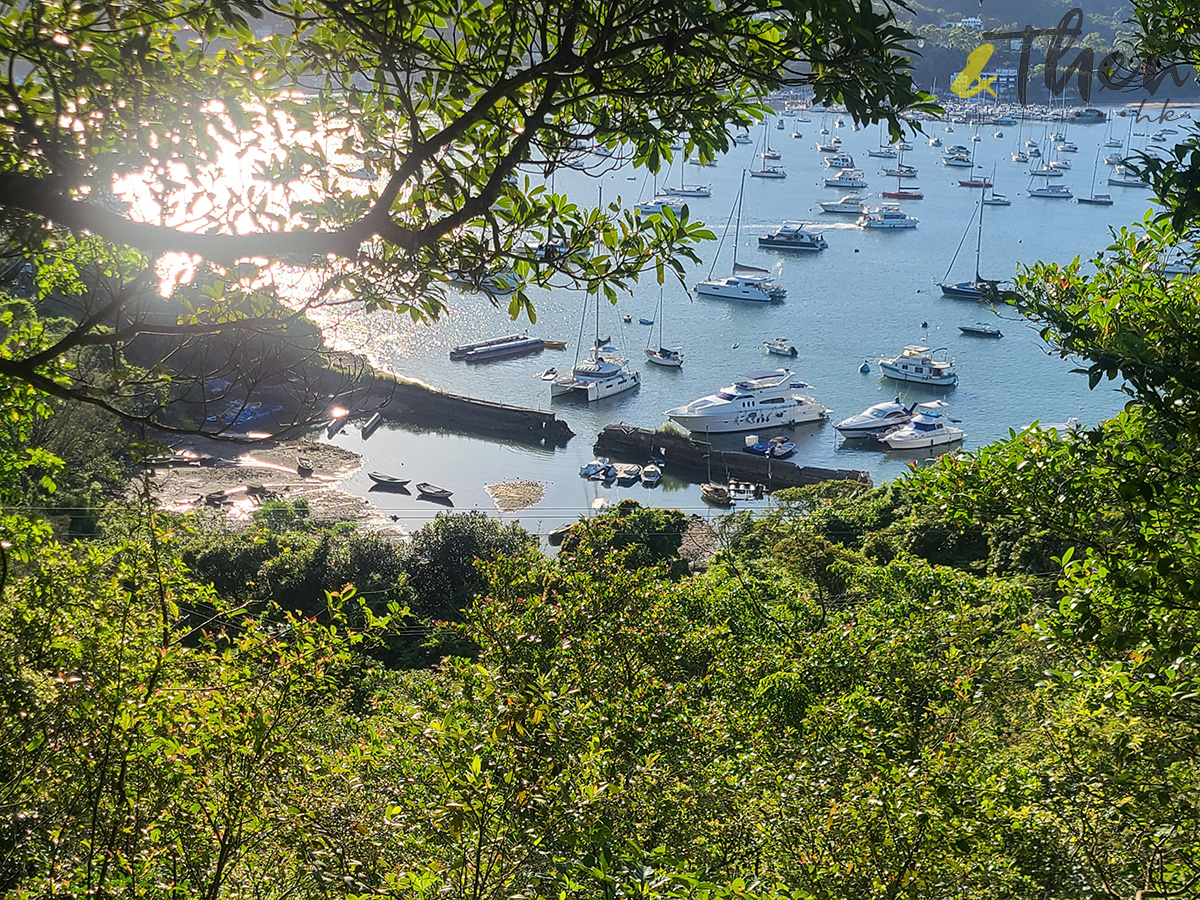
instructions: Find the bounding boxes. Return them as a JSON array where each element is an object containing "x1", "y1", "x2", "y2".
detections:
[
  {"x1": 879, "y1": 344, "x2": 957, "y2": 386},
  {"x1": 858, "y1": 204, "x2": 918, "y2": 229},
  {"x1": 664, "y1": 369, "x2": 829, "y2": 434},
  {"x1": 758, "y1": 221, "x2": 828, "y2": 251}
]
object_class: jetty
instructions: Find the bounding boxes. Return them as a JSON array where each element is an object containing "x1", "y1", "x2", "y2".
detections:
[{"x1": 594, "y1": 424, "x2": 870, "y2": 490}]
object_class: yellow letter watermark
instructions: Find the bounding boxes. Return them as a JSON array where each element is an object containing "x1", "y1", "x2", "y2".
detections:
[{"x1": 952, "y1": 44, "x2": 998, "y2": 98}]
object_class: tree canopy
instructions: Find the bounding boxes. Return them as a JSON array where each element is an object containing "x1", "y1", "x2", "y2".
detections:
[{"x1": 0, "y1": 0, "x2": 934, "y2": 430}]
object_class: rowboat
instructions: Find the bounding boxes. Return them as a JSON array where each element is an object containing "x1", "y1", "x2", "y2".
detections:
[
  {"x1": 415, "y1": 482, "x2": 454, "y2": 500},
  {"x1": 297, "y1": 457, "x2": 313, "y2": 475},
  {"x1": 368, "y1": 472, "x2": 411, "y2": 488},
  {"x1": 361, "y1": 412, "x2": 384, "y2": 437}
]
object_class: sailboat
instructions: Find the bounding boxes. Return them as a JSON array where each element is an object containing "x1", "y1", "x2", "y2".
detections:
[
  {"x1": 645, "y1": 287, "x2": 683, "y2": 367},
  {"x1": 867, "y1": 122, "x2": 898, "y2": 158},
  {"x1": 551, "y1": 193, "x2": 641, "y2": 400},
  {"x1": 982, "y1": 164, "x2": 1010, "y2": 205},
  {"x1": 882, "y1": 144, "x2": 923, "y2": 199},
  {"x1": 940, "y1": 185, "x2": 998, "y2": 300},
  {"x1": 695, "y1": 171, "x2": 786, "y2": 302},
  {"x1": 1077, "y1": 149, "x2": 1113, "y2": 205},
  {"x1": 660, "y1": 153, "x2": 712, "y2": 198},
  {"x1": 750, "y1": 124, "x2": 786, "y2": 178}
]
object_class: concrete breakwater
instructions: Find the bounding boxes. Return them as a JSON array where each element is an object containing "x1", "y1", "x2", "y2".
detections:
[
  {"x1": 594, "y1": 424, "x2": 871, "y2": 490},
  {"x1": 363, "y1": 373, "x2": 574, "y2": 446}
]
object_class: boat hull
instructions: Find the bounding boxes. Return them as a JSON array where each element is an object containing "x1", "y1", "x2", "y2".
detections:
[
  {"x1": 883, "y1": 430, "x2": 964, "y2": 450},
  {"x1": 552, "y1": 370, "x2": 641, "y2": 400},
  {"x1": 879, "y1": 363, "x2": 957, "y2": 386},
  {"x1": 666, "y1": 401, "x2": 828, "y2": 434},
  {"x1": 645, "y1": 348, "x2": 683, "y2": 368}
]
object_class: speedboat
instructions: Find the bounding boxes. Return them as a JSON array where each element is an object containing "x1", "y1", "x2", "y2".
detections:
[
  {"x1": 858, "y1": 204, "x2": 918, "y2": 229},
  {"x1": 579, "y1": 458, "x2": 610, "y2": 478},
  {"x1": 835, "y1": 398, "x2": 916, "y2": 436},
  {"x1": 879, "y1": 344, "x2": 957, "y2": 386},
  {"x1": 1028, "y1": 184, "x2": 1073, "y2": 199},
  {"x1": 881, "y1": 401, "x2": 965, "y2": 450},
  {"x1": 664, "y1": 369, "x2": 829, "y2": 434},
  {"x1": 758, "y1": 222, "x2": 827, "y2": 251},
  {"x1": 818, "y1": 193, "x2": 866, "y2": 214},
  {"x1": 767, "y1": 437, "x2": 796, "y2": 458},
  {"x1": 764, "y1": 337, "x2": 798, "y2": 357},
  {"x1": 824, "y1": 168, "x2": 867, "y2": 189},
  {"x1": 958, "y1": 322, "x2": 1003, "y2": 337}
]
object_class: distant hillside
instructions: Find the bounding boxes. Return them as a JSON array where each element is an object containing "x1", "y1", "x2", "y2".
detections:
[{"x1": 900, "y1": 1, "x2": 1134, "y2": 35}]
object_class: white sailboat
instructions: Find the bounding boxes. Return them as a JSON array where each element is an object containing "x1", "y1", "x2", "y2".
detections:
[
  {"x1": 750, "y1": 123, "x2": 786, "y2": 178},
  {"x1": 694, "y1": 170, "x2": 786, "y2": 302},
  {"x1": 551, "y1": 194, "x2": 641, "y2": 401},
  {"x1": 1077, "y1": 149, "x2": 1113, "y2": 205},
  {"x1": 645, "y1": 287, "x2": 683, "y2": 368}
]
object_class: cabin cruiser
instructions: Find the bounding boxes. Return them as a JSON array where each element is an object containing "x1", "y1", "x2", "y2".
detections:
[
  {"x1": 818, "y1": 193, "x2": 867, "y2": 214},
  {"x1": 858, "y1": 204, "x2": 918, "y2": 229},
  {"x1": 763, "y1": 337, "x2": 798, "y2": 357},
  {"x1": 879, "y1": 344, "x2": 957, "y2": 386},
  {"x1": 835, "y1": 398, "x2": 916, "y2": 436},
  {"x1": 824, "y1": 168, "x2": 867, "y2": 189},
  {"x1": 664, "y1": 369, "x2": 829, "y2": 434},
  {"x1": 824, "y1": 153, "x2": 855, "y2": 168},
  {"x1": 758, "y1": 221, "x2": 828, "y2": 251},
  {"x1": 941, "y1": 153, "x2": 974, "y2": 168},
  {"x1": 881, "y1": 401, "x2": 965, "y2": 450},
  {"x1": 551, "y1": 352, "x2": 640, "y2": 401}
]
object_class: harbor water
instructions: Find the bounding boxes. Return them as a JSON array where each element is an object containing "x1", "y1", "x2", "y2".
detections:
[{"x1": 317, "y1": 111, "x2": 1171, "y2": 531}]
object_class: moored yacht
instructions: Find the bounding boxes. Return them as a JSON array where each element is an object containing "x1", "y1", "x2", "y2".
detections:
[
  {"x1": 664, "y1": 369, "x2": 829, "y2": 434},
  {"x1": 824, "y1": 168, "x2": 867, "y2": 189},
  {"x1": 835, "y1": 398, "x2": 916, "y2": 436},
  {"x1": 879, "y1": 344, "x2": 957, "y2": 386},
  {"x1": 881, "y1": 401, "x2": 965, "y2": 449},
  {"x1": 818, "y1": 193, "x2": 867, "y2": 214},
  {"x1": 824, "y1": 153, "x2": 855, "y2": 168},
  {"x1": 1028, "y1": 184, "x2": 1073, "y2": 199},
  {"x1": 551, "y1": 353, "x2": 640, "y2": 401},
  {"x1": 759, "y1": 221, "x2": 828, "y2": 251},
  {"x1": 695, "y1": 270, "x2": 785, "y2": 302},
  {"x1": 634, "y1": 196, "x2": 684, "y2": 215}
]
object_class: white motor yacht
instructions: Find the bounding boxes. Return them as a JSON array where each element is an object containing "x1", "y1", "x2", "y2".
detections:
[
  {"x1": 758, "y1": 221, "x2": 828, "y2": 251},
  {"x1": 824, "y1": 168, "x2": 867, "y2": 189},
  {"x1": 664, "y1": 369, "x2": 829, "y2": 434},
  {"x1": 879, "y1": 344, "x2": 957, "y2": 386},
  {"x1": 819, "y1": 193, "x2": 867, "y2": 214},
  {"x1": 858, "y1": 204, "x2": 918, "y2": 229},
  {"x1": 881, "y1": 401, "x2": 965, "y2": 449},
  {"x1": 941, "y1": 154, "x2": 974, "y2": 168},
  {"x1": 824, "y1": 153, "x2": 856, "y2": 168},
  {"x1": 835, "y1": 398, "x2": 916, "y2": 436}
]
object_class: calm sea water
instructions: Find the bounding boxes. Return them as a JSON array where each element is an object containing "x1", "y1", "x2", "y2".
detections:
[{"x1": 320, "y1": 113, "x2": 1168, "y2": 532}]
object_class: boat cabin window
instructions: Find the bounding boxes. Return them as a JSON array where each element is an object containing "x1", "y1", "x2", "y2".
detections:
[
  {"x1": 717, "y1": 390, "x2": 739, "y2": 400},
  {"x1": 914, "y1": 420, "x2": 939, "y2": 431},
  {"x1": 760, "y1": 397, "x2": 785, "y2": 405}
]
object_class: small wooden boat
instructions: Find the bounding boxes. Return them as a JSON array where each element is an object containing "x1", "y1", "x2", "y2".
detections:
[
  {"x1": 641, "y1": 464, "x2": 663, "y2": 486},
  {"x1": 368, "y1": 472, "x2": 411, "y2": 488},
  {"x1": 361, "y1": 412, "x2": 384, "y2": 437},
  {"x1": 415, "y1": 482, "x2": 453, "y2": 500},
  {"x1": 547, "y1": 524, "x2": 575, "y2": 547},
  {"x1": 297, "y1": 457, "x2": 313, "y2": 475},
  {"x1": 701, "y1": 482, "x2": 734, "y2": 507},
  {"x1": 542, "y1": 339, "x2": 567, "y2": 350}
]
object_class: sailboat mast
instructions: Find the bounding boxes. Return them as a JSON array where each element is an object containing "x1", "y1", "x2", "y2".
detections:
[
  {"x1": 974, "y1": 182, "x2": 985, "y2": 284},
  {"x1": 733, "y1": 168, "x2": 746, "y2": 269}
]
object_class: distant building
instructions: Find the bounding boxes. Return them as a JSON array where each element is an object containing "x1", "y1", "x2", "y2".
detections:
[
  {"x1": 961, "y1": 16, "x2": 984, "y2": 31},
  {"x1": 982, "y1": 68, "x2": 1020, "y2": 97}
]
